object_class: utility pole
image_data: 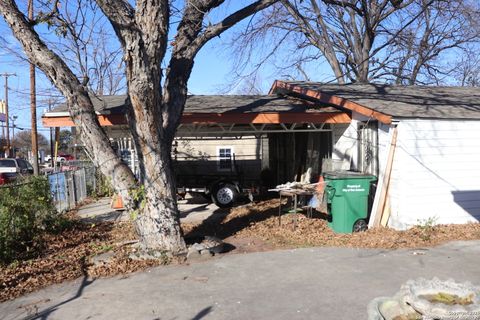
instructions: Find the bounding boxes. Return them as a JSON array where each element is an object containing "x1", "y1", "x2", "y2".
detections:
[
  {"x1": 0, "y1": 72, "x2": 16, "y2": 157},
  {"x1": 10, "y1": 115, "x2": 17, "y2": 158},
  {"x1": 28, "y1": 0, "x2": 39, "y2": 174},
  {"x1": 49, "y1": 100, "x2": 54, "y2": 167},
  {"x1": 0, "y1": 100, "x2": 5, "y2": 155}
]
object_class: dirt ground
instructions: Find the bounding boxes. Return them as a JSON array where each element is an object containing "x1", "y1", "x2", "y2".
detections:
[
  {"x1": 0, "y1": 219, "x2": 167, "y2": 302},
  {"x1": 183, "y1": 199, "x2": 480, "y2": 250},
  {"x1": 2, "y1": 198, "x2": 480, "y2": 302}
]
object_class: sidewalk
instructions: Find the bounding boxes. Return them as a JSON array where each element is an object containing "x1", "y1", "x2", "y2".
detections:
[
  {"x1": 76, "y1": 198, "x2": 128, "y2": 223},
  {"x1": 76, "y1": 197, "x2": 227, "y2": 224},
  {"x1": 2, "y1": 240, "x2": 480, "y2": 319}
]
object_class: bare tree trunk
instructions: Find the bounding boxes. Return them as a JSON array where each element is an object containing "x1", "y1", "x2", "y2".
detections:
[{"x1": 134, "y1": 143, "x2": 185, "y2": 252}]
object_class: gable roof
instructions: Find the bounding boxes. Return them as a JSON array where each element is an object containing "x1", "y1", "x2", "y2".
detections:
[
  {"x1": 43, "y1": 94, "x2": 350, "y2": 127},
  {"x1": 49, "y1": 94, "x2": 335, "y2": 114},
  {"x1": 271, "y1": 80, "x2": 480, "y2": 124}
]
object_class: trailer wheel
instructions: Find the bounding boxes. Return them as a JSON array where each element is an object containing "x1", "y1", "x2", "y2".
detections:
[{"x1": 211, "y1": 183, "x2": 238, "y2": 208}]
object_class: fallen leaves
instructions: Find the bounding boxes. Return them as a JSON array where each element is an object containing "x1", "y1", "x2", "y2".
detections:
[
  {"x1": 0, "y1": 220, "x2": 167, "y2": 302},
  {"x1": 184, "y1": 199, "x2": 480, "y2": 250},
  {"x1": 3, "y1": 198, "x2": 480, "y2": 303}
]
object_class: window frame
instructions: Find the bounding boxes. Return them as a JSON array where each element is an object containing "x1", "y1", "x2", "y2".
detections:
[{"x1": 216, "y1": 146, "x2": 234, "y2": 172}]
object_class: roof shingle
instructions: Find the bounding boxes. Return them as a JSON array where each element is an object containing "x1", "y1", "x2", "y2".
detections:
[
  {"x1": 50, "y1": 95, "x2": 334, "y2": 114},
  {"x1": 276, "y1": 81, "x2": 480, "y2": 120}
]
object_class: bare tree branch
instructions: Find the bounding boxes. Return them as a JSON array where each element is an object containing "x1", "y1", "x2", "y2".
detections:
[
  {"x1": 0, "y1": 0, "x2": 136, "y2": 195},
  {"x1": 95, "y1": 0, "x2": 134, "y2": 30},
  {"x1": 162, "y1": 0, "x2": 278, "y2": 136},
  {"x1": 190, "y1": 0, "x2": 279, "y2": 54}
]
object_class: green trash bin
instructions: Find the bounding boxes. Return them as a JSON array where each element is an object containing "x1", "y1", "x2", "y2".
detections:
[{"x1": 323, "y1": 171, "x2": 376, "y2": 233}]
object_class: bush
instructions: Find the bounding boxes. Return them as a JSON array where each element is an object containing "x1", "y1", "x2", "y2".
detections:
[
  {"x1": 90, "y1": 169, "x2": 114, "y2": 198},
  {"x1": 0, "y1": 176, "x2": 59, "y2": 264}
]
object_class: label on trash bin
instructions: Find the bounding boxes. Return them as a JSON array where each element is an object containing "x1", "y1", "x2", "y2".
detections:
[{"x1": 342, "y1": 184, "x2": 365, "y2": 192}]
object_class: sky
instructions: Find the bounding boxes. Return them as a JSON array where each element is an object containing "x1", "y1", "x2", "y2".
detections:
[
  {"x1": 2, "y1": 0, "x2": 436, "y2": 142},
  {"x1": 0, "y1": 0, "x2": 476, "y2": 141},
  {"x1": 0, "y1": 1, "x2": 311, "y2": 140}
]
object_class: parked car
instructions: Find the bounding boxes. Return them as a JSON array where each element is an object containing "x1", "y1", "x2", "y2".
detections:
[
  {"x1": 44, "y1": 155, "x2": 67, "y2": 163},
  {"x1": 0, "y1": 158, "x2": 34, "y2": 185},
  {"x1": 58, "y1": 153, "x2": 75, "y2": 161}
]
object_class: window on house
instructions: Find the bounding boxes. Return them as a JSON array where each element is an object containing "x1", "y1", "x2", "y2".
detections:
[{"x1": 217, "y1": 147, "x2": 233, "y2": 171}]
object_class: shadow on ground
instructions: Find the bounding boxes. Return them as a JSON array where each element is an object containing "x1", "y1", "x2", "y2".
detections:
[
  {"x1": 23, "y1": 261, "x2": 94, "y2": 320},
  {"x1": 81, "y1": 211, "x2": 127, "y2": 223},
  {"x1": 183, "y1": 196, "x2": 328, "y2": 243}
]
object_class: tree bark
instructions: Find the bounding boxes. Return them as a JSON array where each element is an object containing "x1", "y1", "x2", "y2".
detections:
[{"x1": 134, "y1": 144, "x2": 185, "y2": 253}]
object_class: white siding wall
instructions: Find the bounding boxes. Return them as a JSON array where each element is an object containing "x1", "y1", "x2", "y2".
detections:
[
  {"x1": 332, "y1": 113, "x2": 376, "y2": 170},
  {"x1": 332, "y1": 121, "x2": 358, "y2": 170},
  {"x1": 387, "y1": 119, "x2": 480, "y2": 229}
]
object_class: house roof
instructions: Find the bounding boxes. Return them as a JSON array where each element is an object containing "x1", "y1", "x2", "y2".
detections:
[
  {"x1": 43, "y1": 94, "x2": 350, "y2": 127},
  {"x1": 49, "y1": 94, "x2": 336, "y2": 114},
  {"x1": 271, "y1": 81, "x2": 480, "y2": 123}
]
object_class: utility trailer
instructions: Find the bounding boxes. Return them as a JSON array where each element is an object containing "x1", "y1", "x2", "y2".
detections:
[
  {"x1": 174, "y1": 153, "x2": 259, "y2": 208},
  {"x1": 114, "y1": 145, "x2": 260, "y2": 208}
]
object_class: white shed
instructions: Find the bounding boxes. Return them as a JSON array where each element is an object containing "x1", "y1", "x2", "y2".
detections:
[{"x1": 271, "y1": 81, "x2": 480, "y2": 229}]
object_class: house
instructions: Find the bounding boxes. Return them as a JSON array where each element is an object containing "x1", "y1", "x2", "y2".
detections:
[
  {"x1": 271, "y1": 81, "x2": 480, "y2": 229},
  {"x1": 43, "y1": 94, "x2": 350, "y2": 205},
  {"x1": 43, "y1": 80, "x2": 480, "y2": 228}
]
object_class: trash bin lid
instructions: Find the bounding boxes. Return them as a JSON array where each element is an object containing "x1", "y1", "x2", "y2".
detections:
[{"x1": 323, "y1": 171, "x2": 376, "y2": 180}]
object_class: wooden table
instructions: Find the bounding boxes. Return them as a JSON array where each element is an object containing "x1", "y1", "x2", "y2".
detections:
[{"x1": 271, "y1": 189, "x2": 315, "y2": 228}]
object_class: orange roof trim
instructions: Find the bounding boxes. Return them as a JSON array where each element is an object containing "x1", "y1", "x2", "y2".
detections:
[
  {"x1": 42, "y1": 111, "x2": 351, "y2": 128},
  {"x1": 270, "y1": 80, "x2": 392, "y2": 124}
]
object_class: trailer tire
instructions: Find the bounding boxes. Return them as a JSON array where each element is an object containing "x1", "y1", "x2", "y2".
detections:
[{"x1": 211, "y1": 182, "x2": 238, "y2": 208}]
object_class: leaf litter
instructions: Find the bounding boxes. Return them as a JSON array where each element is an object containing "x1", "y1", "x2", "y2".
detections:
[{"x1": 2, "y1": 198, "x2": 480, "y2": 302}]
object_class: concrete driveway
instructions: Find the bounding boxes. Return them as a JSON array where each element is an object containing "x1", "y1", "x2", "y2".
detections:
[
  {"x1": 77, "y1": 197, "x2": 227, "y2": 224},
  {"x1": 2, "y1": 240, "x2": 480, "y2": 320}
]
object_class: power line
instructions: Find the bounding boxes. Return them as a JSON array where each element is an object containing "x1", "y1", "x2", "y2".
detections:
[{"x1": 8, "y1": 87, "x2": 64, "y2": 98}]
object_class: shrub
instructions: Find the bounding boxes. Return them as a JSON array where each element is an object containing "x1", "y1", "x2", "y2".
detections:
[
  {"x1": 0, "y1": 176, "x2": 58, "y2": 264},
  {"x1": 91, "y1": 170, "x2": 114, "y2": 198}
]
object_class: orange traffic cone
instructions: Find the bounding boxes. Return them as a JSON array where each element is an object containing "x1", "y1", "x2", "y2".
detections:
[{"x1": 111, "y1": 194, "x2": 125, "y2": 210}]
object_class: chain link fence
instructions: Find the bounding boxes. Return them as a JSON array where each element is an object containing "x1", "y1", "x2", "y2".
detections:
[
  {"x1": 48, "y1": 164, "x2": 97, "y2": 213},
  {"x1": 1, "y1": 162, "x2": 99, "y2": 213}
]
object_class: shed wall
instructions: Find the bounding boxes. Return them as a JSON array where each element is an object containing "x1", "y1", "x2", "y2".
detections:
[
  {"x1": 174, "y1": 136, "x2": 263, "y2": 185},
  {"x1": 387, "y1": 119, "x2": 480, "y2": 229},
  {"x1": 332, "y1": 121, "x2": 357, "y2": 170}
]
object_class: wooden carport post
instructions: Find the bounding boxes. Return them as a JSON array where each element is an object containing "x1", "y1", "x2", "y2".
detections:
[
  {"x1": 370, "y1": 127, "x2": 398, "y2": 228},
  {"x1": 53, "y1": 127, "x2": 60, "y2": 171}
]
